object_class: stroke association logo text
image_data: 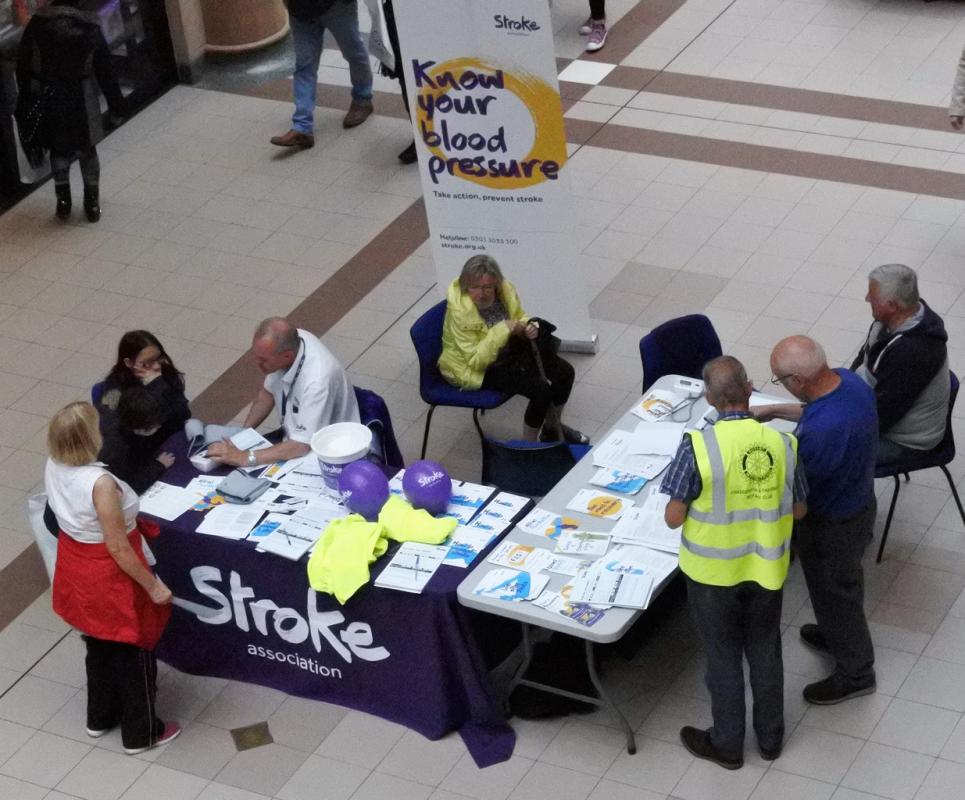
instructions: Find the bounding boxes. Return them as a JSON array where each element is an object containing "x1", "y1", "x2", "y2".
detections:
[{"x1": 493, "y1": 14, "x2": 540, "y2": 33}]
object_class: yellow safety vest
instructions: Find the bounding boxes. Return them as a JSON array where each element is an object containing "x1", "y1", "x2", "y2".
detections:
[{"x1": 679, "y1": 419, "x2": 797, "y2": 591}]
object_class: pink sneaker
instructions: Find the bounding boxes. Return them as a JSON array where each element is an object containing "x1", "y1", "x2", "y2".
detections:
[
  {"x1": 123, "y1": 721, "x2": 182, "y2": 755},
  {"x1": 579, "y1": 16, "x2": 593, "y2": 34},
  {"x1": 586, "y1": 21, "x2": 608, "y2": 52}
]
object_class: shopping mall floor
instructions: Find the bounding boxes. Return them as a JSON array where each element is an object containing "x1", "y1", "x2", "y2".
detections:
[{"x1": 5, "y1": 0, "x2": 965, "y2": 797}]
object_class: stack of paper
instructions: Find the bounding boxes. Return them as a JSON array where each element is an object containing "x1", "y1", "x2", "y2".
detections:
[
  {"x1": 591, "y1": 429, "x2": 677, "y2": 478},
  {"x1": 139, "y1": 482, "x2": 199, "y2": 521},
  {"x1": 555, "y1": 530, "x2": 611, "y2": 556},
  {"x1": 275, "y1": 458, "x2": 329, "y2": 498},
  {"x1": 532, "y1": 590, "x2": 608, "y2": 627},
  {"x1": 443, "y1": 526, "x2": 499, "y2": 568},
  {"x1": 472, "y1": 568, "x2": 549, "y2": 602},
  {"x1": 568, "y1": 545, "x2": 677, "y2": 610},
  {"x1": 196, "y1": 503, "x2": 266, "y2": 540},
  {"x1": 608, "y1": 488, "x2": 680, "y2": 554},
  {"x1": 375, "y1": 542, "x2": 449, "y2": 593},
  {"x1": 249, "y1": 511, "x2": 327, "y2": 560},
  {"x1": 445, "y1": 480, "x2": 496, "y2": 524}
]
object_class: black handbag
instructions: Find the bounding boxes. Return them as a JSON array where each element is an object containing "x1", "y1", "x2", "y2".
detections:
[
  {"x1": 491, "y1": 317, "x2": 562, "y2": 385},
  {"x1": 15, "y1": 78, "x2": 51, "y2": 169}
]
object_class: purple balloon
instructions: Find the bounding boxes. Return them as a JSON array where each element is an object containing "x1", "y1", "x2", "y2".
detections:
[
  {"x1": 338, "y1": 460, "x2": 390, "y2": 521},
  {"x1": 402, "y1": 460, "x2": 452, "y2": 516}
]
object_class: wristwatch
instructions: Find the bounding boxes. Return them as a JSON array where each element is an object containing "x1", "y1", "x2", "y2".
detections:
[{"x1": 247, "y1": 449, "x2": 257, "y2": 467}]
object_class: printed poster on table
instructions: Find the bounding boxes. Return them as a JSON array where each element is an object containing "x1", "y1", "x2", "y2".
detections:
[{"x1": 394, "y1": 0, "x2": 595, "y2": 347}]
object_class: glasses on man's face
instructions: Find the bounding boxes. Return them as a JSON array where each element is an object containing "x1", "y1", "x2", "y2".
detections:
[{"x1": 770, "y1": 373, "x2": 796, "y2": 385}]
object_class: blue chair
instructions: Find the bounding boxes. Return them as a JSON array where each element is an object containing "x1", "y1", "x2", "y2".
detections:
[
  {"x1": 410, "y1": 300, "x2": 509, "y2": 459},
  {"x1": 91, "y1": 381, "x2": 106, "y2": 407},
  {"x1": 875, "y1": 371, "x2": 965, "y2": 563},
  {"x1": 354, "y1": 386, "x2": 404, "y2": 470},
  {"x1": 480, "y1": 438, "x2": 588, "y2": 497},
  {"x1": 639, "y1": 314, "x2": 722, "y2": 393}
]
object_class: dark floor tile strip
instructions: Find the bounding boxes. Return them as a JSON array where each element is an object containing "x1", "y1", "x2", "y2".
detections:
[
  {"x1": 0, "y1": 545, "x2": 49, "y2": 632},
  {"x1": 191, "y1": 198, "x2": 429, "y2": 423},
  {"x1": 246, "y1": 77, "x2": 411, "y2": 120},
  {"x1": 590, "y1": 123, "x2": 965, "y2": 199},
  {"x1": 583, "y1": 0, "x2": 689, "y2": 64},
  {"x1": 602, "y1": 66, "x2": 953, "y2": 132}
]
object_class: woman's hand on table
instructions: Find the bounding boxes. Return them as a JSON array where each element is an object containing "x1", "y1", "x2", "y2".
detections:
[{"x1": 156, "y1": 452, "x2": 175, "y2": 469}]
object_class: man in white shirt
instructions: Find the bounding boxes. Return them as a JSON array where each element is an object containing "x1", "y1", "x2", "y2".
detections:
[{"x1": 208, "y1": 317, "x2": 359, "y2": 467}]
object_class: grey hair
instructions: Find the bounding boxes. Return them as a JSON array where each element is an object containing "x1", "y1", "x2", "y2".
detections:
[
  {"x1": 702, "y1": 356, "x2": 749, "y2": 406},
  {"x1": 869, "y1": 263, "x2": 919, "y2": 308},
  {"x1": 459, "y1": 254, "x2": 504, "y2": 293},
  {"x1": 254, "y1": 317, "x2": 299, "y2": 354}
]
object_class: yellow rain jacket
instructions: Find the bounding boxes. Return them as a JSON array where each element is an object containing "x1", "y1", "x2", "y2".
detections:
[{"x1": 438, "y1": 278, "x2": 527, "y2": 390}]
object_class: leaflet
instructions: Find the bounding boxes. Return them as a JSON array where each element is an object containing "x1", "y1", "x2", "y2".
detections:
[
  {"x1": 608, "y1": 489, "x2": 680, "y2": 553},
  {"x1": 589, "y1": 467, "x2": 648, "y2": 495},
  {"x1": 482, "y1": 492, "x2": 529, "y2": 521},
  {"x1": 565, "y1": 489, "x2": 632, "y2": 520},
  {"x1": 251, "y1": 512, "x2": 322, "y2": 560},
  {"x1": 630, "y1": 389, "x2": 686, "y2": 423},
  {"x1": 185, "y1": 475, "x2": 224, "y2": 512},
  {"x1": 543, "y1": 555, "x2": 593, "y2": 577},
  {"x1": 532, "y1": 589, "x2": 608, "y2": 627},
  {"x1": 375, "y1": 542, "x2": 449, "y2": 593},
  {"x1": 445, "y1": 480, "x2": 496, "y2": 524},
  {"x1": 138, "y1": 482, "x2": 199, "y2": 521},
  {"x1": 472, "y1": 568, "x2": 549, "y2": 602},
  {"x1": 555, "y1": 530, "x2": 611, "y2": 557},
  {"x1": 195, "y1": 503, "x2": 265, "y2": 539},
  {"x1": 569, "y1": 558, "x2": 655, "y2": 609},
  {"x1": 592, "y1": 429, "x2": 675, "y2": 476},
  {"x1": 443, "y1": 526, "x2": 498, "y2": 568},
  {"x1": 487, "y1": 542, "x2": 553, "y2": 573}
]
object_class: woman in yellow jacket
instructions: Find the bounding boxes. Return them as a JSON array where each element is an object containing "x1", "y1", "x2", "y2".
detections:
[{"x1": 438, "y1": 254, "x2": 588, "y2": 444}]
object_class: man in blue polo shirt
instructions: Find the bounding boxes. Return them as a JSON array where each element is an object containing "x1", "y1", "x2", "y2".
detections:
[{"x1": 755, "y1": 335, "x2": 878, "y2": 705}]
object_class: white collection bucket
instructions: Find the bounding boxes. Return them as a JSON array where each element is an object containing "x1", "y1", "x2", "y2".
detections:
[{"x1": 310, "y1": 422, "x2": 372, "y2": 490}]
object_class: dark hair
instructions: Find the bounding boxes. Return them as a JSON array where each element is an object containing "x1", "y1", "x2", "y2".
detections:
[
  {"x1": 117, "y1": 387, "x2": 164, "y2": 432},
  {"x1": 106, "y1": 330, "x2": 183, "y2": 389}
]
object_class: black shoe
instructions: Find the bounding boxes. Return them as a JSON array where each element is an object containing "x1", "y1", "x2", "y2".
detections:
[
  {"x1": 803, "y1": 673, "x2": 876, "y2": 705},
  {"x1": 398, "y1": 140, "x2": 417, "y2": 164},
  {"x1": 759, "y1": 742, "x2": 782, "y2": 761},
  {"x1": 539, "y1": 424, "x2": 590, "y2": 446},
  {"x1": 679, "y1": 726, "x2": 743, "y2": 770},
  {"x1": 799, "y1": 623, "x2": 829, "y2": 653},
  {"x1": 55, "y1": 184, "x2": 71, "y2": 220},
  {"x1": 83, "y1": 186, "x2": 100, "y2": 223}
]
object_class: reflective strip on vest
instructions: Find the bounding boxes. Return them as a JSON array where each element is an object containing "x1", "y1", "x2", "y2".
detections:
[
  {"x1": 682, "y1": 428, "x2": 794, "y2": 563},
  {"x1": 685, "y1": 428, "x2": 795, "y2": 529}
]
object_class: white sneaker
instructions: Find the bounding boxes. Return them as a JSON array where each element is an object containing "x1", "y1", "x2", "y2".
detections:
[
  {"x1": 579, "y1": 16, "x2": 593, "y2": 34},
  {"x1": 586, "y1": 21, "x2": 608, "y2": 52},
  {"x1": 123, "y1": 721, "x2": 182, "y2": 755},
  {"x1": 86, "y1": 727, "x2": 110, "y2": 738}
]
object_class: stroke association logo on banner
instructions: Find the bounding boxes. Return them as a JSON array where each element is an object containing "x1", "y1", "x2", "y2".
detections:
[{"x1": 412, "y1": 57, "x2": 567, "y2": 190}]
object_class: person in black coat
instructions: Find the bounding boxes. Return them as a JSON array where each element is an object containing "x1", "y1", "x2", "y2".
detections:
[
  {"x1": 99, "y1": 387, "x2": 176, "y2": 494},
  {"x1": 97, "y1": 331, "x2": 191, "y2": 479},
  {"x1": 15, "y1": 0, "x2": 125, "y2": 222}
]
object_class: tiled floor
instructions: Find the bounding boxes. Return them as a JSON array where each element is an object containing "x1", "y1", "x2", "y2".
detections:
[{"x1": 4, "y1": 0, "x2": 965, "y2": 797}]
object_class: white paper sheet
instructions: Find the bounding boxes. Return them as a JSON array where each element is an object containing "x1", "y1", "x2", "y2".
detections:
[
  {"x1": 375, "y1": 542, "x2": 449, "y2": 593},
  {"x1": 195, "y1": 504, "x2": 265, "y2": 539},
  {"x1": 138, "y1": 483, "x2": 198, "y2": 521},
  {"x1": 608, "y1": 489, "x2": 680, "y2": 553},
  {"x1": 555, "y1": 531, "x2": 611, "y2": 557},
  {"x1": 591, "y1": 429, "x2": 675, "y2": 476},
  {"x1": 487, "y1": 541, "x2": 553, "y2": 573}
]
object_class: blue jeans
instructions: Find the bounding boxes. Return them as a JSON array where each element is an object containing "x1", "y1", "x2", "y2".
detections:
[{"x1": 290, "y1": 2, "x2": 373, "y2": 133}]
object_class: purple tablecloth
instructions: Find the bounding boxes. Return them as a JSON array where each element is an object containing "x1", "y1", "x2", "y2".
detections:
[{"x1": 149, "y1": 437, "x2": 516, "y2": 767}]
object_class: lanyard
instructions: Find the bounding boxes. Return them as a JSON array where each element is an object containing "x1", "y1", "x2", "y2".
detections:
[{"x1": 281, "y1": 338, "x2": 306, "y2": 419}]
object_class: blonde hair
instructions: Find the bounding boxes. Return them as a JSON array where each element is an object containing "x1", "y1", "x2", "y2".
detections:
[{"x1": 48, "y1": 402, "x2": 102, "y2": 466}]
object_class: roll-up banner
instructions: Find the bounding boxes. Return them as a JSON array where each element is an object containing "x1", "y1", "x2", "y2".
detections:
[{"x1": 393, "y1": 0, "x2": 597, "y2": 351}]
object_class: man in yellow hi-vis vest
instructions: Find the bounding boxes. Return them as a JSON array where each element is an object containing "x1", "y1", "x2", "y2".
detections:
[{"x1": 662, "y1": 356, "x2": 807, "y2": 770}]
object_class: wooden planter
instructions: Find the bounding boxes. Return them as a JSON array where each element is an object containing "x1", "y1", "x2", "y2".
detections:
[{"x1": 200, "y1": 0, "x2": 289, "y2": 53}]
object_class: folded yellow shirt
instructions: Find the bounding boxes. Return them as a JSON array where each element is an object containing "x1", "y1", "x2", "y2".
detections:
[
  {"x1": 378, "y1": 494, "x2": 457, "y2": 544},
  {"x1": 307, "y1": 515, "x2": 387, "y2": 604}
]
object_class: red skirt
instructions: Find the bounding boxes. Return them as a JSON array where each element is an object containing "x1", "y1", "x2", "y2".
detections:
[{"x1": 53, "y1": 523, "x2": 171, "y2": 651}]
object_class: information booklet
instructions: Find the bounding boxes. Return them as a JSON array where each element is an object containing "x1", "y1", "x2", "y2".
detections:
[
  {"x1": 589, "y1": 467, "x2": 648, "y2": 495},
  {"x1": 630, "y1": 389, "x2": 686, "y2": 423},
  {"x1": 139, "y1": 482, "x2": 200, "y2": 521},
  {"x1": 568, "y1": 559, "x2": 655, "y2": 609},
  {"x1": 608, "y1": 488, "x2": 680, "y2": 553},
  {"x1": 472, "y1": 568, "x2": 549, "y2": 602},
  {"x1": 374, "y1": 542, "x2": 449, "y2": 593},
  {"x1": 565, "y1": 488, "x2": 632, "y2": 520},
  {"x1": 555, "y1": 530, "x2": 611, "y2": 557},
  {"x1": 487, "y1": 541, "x2": 553, "y2": 573},
  {"x1": 445, "y1": 480, "x2": 496, "y2": 524},
  {"x1": 516, "y1": 507, "x2": 580, "y2": 540},
  {"x1": 249, "y1": 512, "x2": 321, "y2": 561},
  {"x1": 443, "y1": 526, "x2": 498, "y2": 568}
]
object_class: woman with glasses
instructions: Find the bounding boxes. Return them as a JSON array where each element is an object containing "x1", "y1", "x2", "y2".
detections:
[{"x1": 438, "y1": 254, "x2": 588, "y2": 444}]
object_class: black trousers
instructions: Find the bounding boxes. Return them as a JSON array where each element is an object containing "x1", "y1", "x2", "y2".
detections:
[
  {"x1": 685, "y1": 577, "x2": 784, "y2": 759},
  {"x1": 482, "y1": 350, "x2": 575, "y2": 428},
  {"x1": 589, "y1": 0, "x2": 606, "y2": 19},
  {"x1": 795, "y1": 503, "x2": 876, "y2": 685},
  {"x1": 51, "y1": 146, "x2": 99, "y2": 187},
  {"x1": 84, "y1": 636, "x2": 164, "y2": 749}
]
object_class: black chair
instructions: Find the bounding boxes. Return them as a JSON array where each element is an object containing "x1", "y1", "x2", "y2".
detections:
[
  {"x1": 480, "y1": 438, "x2": 587, "y2": 497},
  {"x1": 639, "y1": 314, "x2": 722, "y2": 393},
  {"x1": 875, "y1": 371, "x2": 965, "y2": 563},
  {"x1": 410, "y1": 300, "x2": 509, "y2": 459}
]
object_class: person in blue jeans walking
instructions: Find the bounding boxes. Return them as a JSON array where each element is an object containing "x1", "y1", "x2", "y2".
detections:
[{"x1": 272, "y1": 0, "x2": 374, "y2": 149}]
